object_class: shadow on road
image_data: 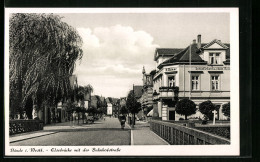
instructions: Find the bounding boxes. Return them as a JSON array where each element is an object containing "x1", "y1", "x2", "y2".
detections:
[{"x1": 42, "y1": 127, "x2": 130, "y2": 132}]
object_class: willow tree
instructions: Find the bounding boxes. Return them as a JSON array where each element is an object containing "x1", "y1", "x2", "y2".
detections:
[{"x1": 9, "y1": 13, "x2": 83, "y2": 119}]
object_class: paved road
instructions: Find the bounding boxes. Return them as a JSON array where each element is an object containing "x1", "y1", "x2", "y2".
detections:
[{"x1": 10, "y1": 117, "x2": 131, "y2": 146}]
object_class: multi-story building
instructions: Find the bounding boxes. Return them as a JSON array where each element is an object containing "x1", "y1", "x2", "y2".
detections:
[
  {"x1": 153, "y1": 35, "x2": 230, "y2": 121},
  {"x1": 111, "y1": 98, "x2": 119, "y2": 117},
  {"x1": 140, "y1": 67, "x2": 156, "y2": 120},
  {"x1": 106, "y1": 98, "x2": 113, "y2": 116},
  {"x1": 91, "y1": 95, "x2": 100, "y2": 109}
]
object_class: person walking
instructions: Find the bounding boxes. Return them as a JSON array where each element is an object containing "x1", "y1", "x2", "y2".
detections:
[
  {"x1": 72, "y1": 111, "x2": 77, "y2": 127},
  {"x1": 118, "y1": 114, "x2": 126, "y2": 129}
]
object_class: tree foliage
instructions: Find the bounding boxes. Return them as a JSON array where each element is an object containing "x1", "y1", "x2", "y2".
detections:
[
  {"x1": 199, "y1": 100, "x2": 219, "y2": 120},
  {"x1": 9, "y1": 13, "x2": 83, "y2": 116},
  {"x1": 175, "y1": 99, "x2": 196, "y2": 120},
  {"x1": 86, "y1": 107, "x2": 98, "y2": 116},
  {"x1": 76, "y1": 85, "x2": 94, "y2": 102},
  {"x1": 222, "y1": 102, "x2": 230, "y2": 118},
  {"x1": 120, "y1": 105, "x2": 128, "y2": 115},
  {"x1": 126, "y1": 90, "x2": 141, "y2": 114}
]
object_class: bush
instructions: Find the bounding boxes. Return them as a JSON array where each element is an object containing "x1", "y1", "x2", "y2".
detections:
[
  {"x1": 176, "y1": 99, "x2": 197, "y2": 120},
  {"x1": 199, "y1": 100, "x2": 219, "y2": 120},
  {"x1": 201, "y1": 120, "x2": 208, "y2": 125},
  {"x1": 222, "y1": 102, "x2": 230, "y2": 118}
]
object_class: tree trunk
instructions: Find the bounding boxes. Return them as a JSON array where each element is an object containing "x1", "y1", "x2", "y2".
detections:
[
  {"x1": 185, "y1": 115, "x2": 187, "y2": 120},
  {"x1": 78, "y1": 112, "x2": 79, "y2": 125},
  {"x1": 32, "y1": 98, "x2": 38, "y2": 119},
  {"x1": 82, "y1": 112, "x2": 84, "y2": 124},
  {"x1": 131, "y1": 113, "x2": 135, "y2": 128}
]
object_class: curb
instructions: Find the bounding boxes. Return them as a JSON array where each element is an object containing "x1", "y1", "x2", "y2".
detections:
[
  {"x1": 125, "y1": 122, "x2": 133, "y2": 145},
  {"x1": 10, "y1": 132, "x2": 58, "y2": 143}
]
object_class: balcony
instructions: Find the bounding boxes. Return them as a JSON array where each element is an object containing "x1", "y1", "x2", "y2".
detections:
[
  {"x1": 153, "y1": 87, "x2": 179, "y2": 100},
  {"x1": 159, "y1": 86, "x2": 178, "y2": 92},
  {"x1": 159, "y1": 86, "x2": 179, "y2": 97}
]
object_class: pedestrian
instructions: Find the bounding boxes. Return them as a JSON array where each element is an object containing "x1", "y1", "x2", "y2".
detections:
[
  {"x1": 22, "y1": 111, "x2": 28, "y2": 120},
  {"x1": 72, "y1": 111, "x2": 76, "y2": 127},
  {"x1": 119, "y1": 114, "x2": 126, "y2": 129}
]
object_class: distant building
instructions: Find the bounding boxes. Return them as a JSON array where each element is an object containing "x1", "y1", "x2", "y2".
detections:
[
  {"x1": 111, "y1": 98, "x2": 119, "y2": 117},
  {"x1": 140, "y1": 67, "x2": 156, "y2": 120},
  {"x1": 106, "y1": 98, "x2": 113, "y2": 116},
  {"x1": 153, "y1": 35, "x2": 230, "y2": 121},
  {"x1": 105, "y1": 97, "x2": 119, "y2": 116},
  {"x1": 91, "y1": 95, "x2": 99, "y2": 109},
  {"x1": 43, "y1": 75, "x2": 78, "y2": 124}
]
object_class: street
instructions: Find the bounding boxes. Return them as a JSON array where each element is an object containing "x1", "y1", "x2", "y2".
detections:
[{"x1": 10, "y1": 117, "x2": 131, "y2": 146}]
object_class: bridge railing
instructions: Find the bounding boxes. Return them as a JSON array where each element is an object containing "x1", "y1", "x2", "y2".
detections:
[
  {"x1": 9, "y1": 120, "x2": 44, "y2": 135},
  {"x1": 150, "y1": 120, "x2": 230, "y2": 145}
]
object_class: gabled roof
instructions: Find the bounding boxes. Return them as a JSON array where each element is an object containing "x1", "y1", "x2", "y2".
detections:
[
  {"x1": 203, "y1": 39, "x2": 229, "y2": 49},
  {"x1": 161, "y1": 43, "x2": 205, "y2": 66},
  {"x1": 105, "y1": 98, "x2": 111, "y2": 103},
  {"x1": 111, "y1": 98, "x2": 119, "y2": 104},
  {"x1": 91, "y1": 95, "x2": 99, "y2": 101},
  {"x1": 159, "y1": 41, "x2": 230, "y2": 68},
  {"x1": 154, "y1": 48, "x2": 184, "y2": 61},
  {"x1": 133, "y1": 85, "x2": 143, "y2": 98},
  {"x1": 100, "y1": 96, "x2": 105, "y2": 102}
]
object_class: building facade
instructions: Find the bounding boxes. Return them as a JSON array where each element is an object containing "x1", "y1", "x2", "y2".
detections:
[
  {"x1": 106, "y1": 98, "x2": 113, "y2": 116},
  {"x1": 153, "y1": 35, "x2": 230, "y2": 121},
  {"x1": 140, "y1": 67, "x2": 155, "y2": 120}
]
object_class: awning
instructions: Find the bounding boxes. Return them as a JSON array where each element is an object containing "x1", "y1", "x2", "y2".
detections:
[{"x1": 147, "y1": 109, "x2": 153, "y2": 117}]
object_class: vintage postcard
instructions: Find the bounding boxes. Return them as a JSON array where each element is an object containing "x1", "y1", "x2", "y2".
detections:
[{"x1": 5, "y1": 8, "x2": 239, "y2": 156}]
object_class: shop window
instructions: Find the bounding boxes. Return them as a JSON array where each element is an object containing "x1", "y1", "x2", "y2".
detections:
[
  {"x1": 168, "y1": 76, "x2": 175, "y2": 87},
  {"x1": 191, "y1": 75, "x2": 200, "y2": 90},
  {"x1": 211, "y1": 75, "x2": 220, "y2": 91},
  {"x1": 209, "y1": 53, "x2": 221, "y2": 65}
]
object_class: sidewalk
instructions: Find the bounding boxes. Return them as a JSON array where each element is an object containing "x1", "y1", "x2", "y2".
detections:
[
  {"x1": 126, "y1": 120, "x2": 169, "y2": 145},
  {"x1": 10, "y1": 120, "x2": 90, "y2": 143},
  {"x1": 10, "y1": 119, "x2": 169, "y2": 145}
]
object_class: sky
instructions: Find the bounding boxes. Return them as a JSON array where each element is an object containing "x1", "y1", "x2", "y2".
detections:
[{"x1": 57, "y1": 12, "x2": 230, "y2": 98}]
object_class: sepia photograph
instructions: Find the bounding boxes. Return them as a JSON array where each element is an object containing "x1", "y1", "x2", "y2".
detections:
[{"x1": 5, "y1": 8, "x2": 239, "y2": 156}]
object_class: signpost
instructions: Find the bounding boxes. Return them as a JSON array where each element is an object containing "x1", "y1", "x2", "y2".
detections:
[{"x1": 212, "y1": 110, "x2": 217, "y2": 125}]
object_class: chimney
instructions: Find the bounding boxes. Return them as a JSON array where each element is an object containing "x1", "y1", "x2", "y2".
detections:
[
  {"x1": 193, "y1": 39, "x2": 196, "y2": 44},
  {"x1": 197, "y1": 34, "x2": 201, "y2": 49}
]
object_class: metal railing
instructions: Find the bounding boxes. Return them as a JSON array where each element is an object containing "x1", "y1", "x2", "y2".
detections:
[
  {"x1": 150, "y1": 120, "x2": 230, "y2": 145},
  {"x1": 9, "y1": 120, "x2": 44, "y2": 135}
]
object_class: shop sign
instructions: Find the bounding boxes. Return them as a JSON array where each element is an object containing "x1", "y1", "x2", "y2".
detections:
[
  {"x1": 195, "y1": 67, "x2": 230, "y2": 70},
  {"x1": 165, "y1": 67, "x2": 177, "y2": 72}
]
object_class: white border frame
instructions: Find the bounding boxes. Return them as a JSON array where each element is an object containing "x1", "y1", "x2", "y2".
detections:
[{"x1": 4, "y1": 8, "x2": 239, "y2": 156}]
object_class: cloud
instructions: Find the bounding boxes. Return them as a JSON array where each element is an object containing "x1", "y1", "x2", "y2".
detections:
[{"x1": 74, "y1": 25, "x2": 159, "y2": 97}]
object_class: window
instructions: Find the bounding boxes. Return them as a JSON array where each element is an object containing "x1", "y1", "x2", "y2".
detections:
[
  {"x1": 211, "y1": 75, "x2": 220, "y2": 90},
  {"x1": 191, "y1": 75, "x2": 200, "y2": 90},
  {"x1": 209, "y1": 53, "x2": 221, "y2": 64},
  {"x1": 168, "y1": 76, "x2": 175, "y2": 87}
]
